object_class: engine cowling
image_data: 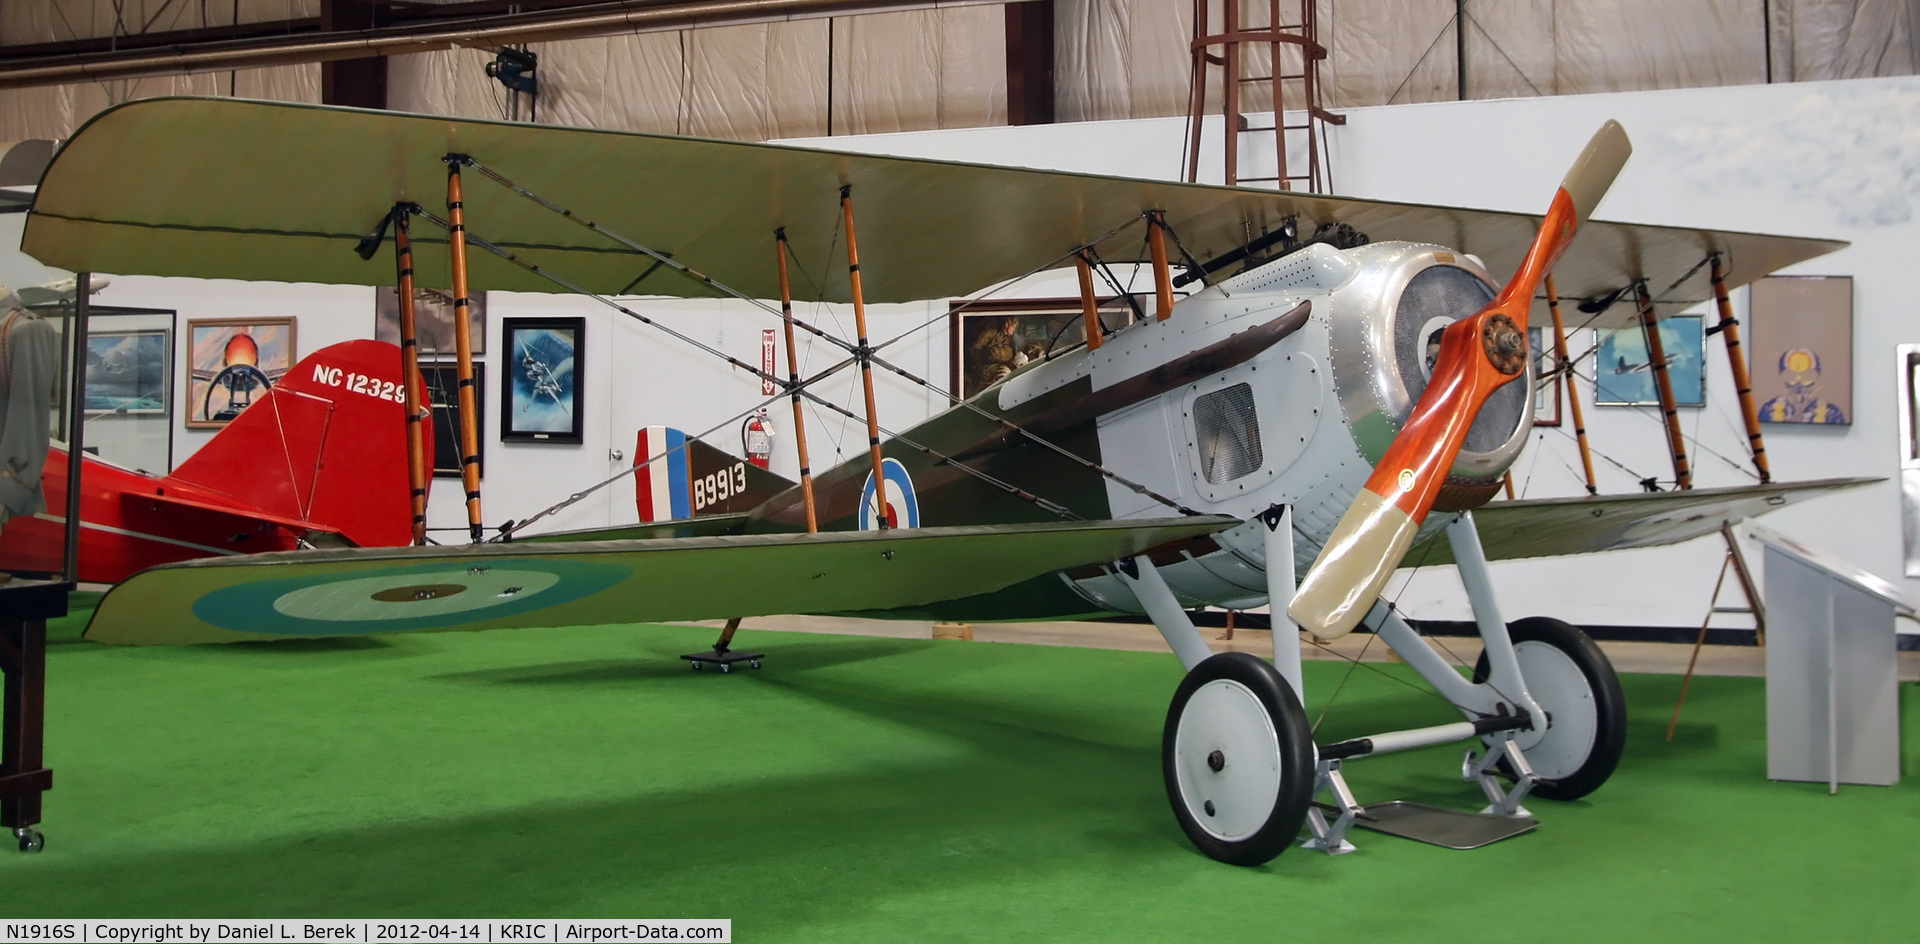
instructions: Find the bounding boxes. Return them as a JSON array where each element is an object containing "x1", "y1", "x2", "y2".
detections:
[{"x1": 1325, "y1": 242, "x2": 1533, "y2": 507}]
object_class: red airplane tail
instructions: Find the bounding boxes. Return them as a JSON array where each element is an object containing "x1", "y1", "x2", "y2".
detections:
[{"x1": 168, "y1": 339, "x2": 429, "y2": 547}]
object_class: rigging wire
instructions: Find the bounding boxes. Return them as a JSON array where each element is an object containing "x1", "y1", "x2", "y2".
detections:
[
  {"x1": 445, "y1": 167, "x2": 1187, "y2": 514},
  {"x1": 407, "y1": 211, "x2": 1093, "y2": 531}
]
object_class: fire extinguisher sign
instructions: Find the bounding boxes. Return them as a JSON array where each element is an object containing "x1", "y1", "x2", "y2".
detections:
[{"x1": 761, "y1": 329, "x2": 777, "y2": 395}]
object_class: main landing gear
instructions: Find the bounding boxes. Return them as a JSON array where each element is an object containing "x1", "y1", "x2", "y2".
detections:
[
  {"x1": 1470, "y1": 616, "x2": 1627, "y2": 801},
  {"x1": 1136, "y1": 509, "x2": 1628, "y2": 866},
  {"x1": 1162, "y1": 653, "x2": 1315, "y2": 865}
]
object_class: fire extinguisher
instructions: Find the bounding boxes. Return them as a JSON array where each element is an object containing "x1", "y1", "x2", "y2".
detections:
[{"x1": 742, "y1": 408, "x2": 775, "y2": 469}]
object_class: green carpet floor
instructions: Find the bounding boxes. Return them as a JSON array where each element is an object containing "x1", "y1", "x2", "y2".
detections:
[{"x1": 1, "y1": 599, "x2": 1914, "y2": 941}]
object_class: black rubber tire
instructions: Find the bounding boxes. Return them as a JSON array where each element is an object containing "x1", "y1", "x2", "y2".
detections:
[
  {"x1": 1472, "y1": 616, "x2": 1627, "y2": 801},
  {"x1": 16, "y1": 828, "x2": 44, "y2": 853},
  {"x1": 1162, "y1": 652, "x2": 1315, "y2": 866}
]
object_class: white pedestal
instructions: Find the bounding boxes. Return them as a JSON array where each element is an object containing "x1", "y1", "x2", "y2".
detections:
[{"x1": 1749, "y1": 523, "x2": 1907, "y2": 791}]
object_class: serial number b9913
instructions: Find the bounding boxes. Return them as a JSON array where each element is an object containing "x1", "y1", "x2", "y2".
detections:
[{"x1": 692, "y1": 462, "x2": 748, "y2": 512}]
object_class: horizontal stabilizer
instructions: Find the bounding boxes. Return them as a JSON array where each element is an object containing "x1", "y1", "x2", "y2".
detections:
[
  {"x1": 1421, "y1": 477, "x2": 1876, "y2": 565},
  {"x1": 518, "y1": 514, "x2": 755, "y2": 543},
  {"x1": 85, "y1": 516, "x2": 1237, "y2": 646},
  {"x1": 127, "y1": 490, "x2": 340, "y2": 539}
]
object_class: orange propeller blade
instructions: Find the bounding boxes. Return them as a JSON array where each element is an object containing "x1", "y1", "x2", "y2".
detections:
[{"x1": 1289, "y1": 120, "x2": 1632, "y2": 639}]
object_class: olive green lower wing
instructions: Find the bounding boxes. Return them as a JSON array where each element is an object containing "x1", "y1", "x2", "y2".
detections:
[
  {"x1": 85, "y1": 517, "x2": 1235, "y2": 645},
  {"x1": 1424, "y1": 477, "x2": 1875, "y2": 565}
]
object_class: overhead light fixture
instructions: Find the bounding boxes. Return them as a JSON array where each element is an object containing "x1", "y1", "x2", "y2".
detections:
[{"x1": 485, "y1": 47, "x2": 537, "y2": 96}]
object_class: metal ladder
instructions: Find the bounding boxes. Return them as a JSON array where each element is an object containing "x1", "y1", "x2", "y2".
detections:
[{"x1": 1183, "y1": 0, "x2": 1344, "y2": 192}]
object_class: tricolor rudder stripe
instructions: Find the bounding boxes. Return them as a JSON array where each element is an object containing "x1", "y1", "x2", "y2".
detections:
[{"x1": 635, "y1": 426, "x2": 692, "y2": 522}]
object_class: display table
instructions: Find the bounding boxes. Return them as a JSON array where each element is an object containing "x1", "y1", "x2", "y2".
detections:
[
  {"x1": 0, "y1": 578, "x2": 67, "y2": 852},
  {"x1": 1749, "y1": 523, "x2": 1909, "y2": 791}
]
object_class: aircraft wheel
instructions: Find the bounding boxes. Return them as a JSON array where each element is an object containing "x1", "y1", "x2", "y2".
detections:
[
  {"x1": 1163, "y1": 652, "x2": 1314, "y2": 866},
  {"x1": 15, "y1": 827, "x2": 44, "y2": 853},
  {"x1": 1472, "y1": 617, "x2": 1626, "y2": 801}
]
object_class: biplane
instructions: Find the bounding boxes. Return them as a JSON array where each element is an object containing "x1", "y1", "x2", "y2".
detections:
[{"x1": 18, "y1": 97, "x2": 1865, "y2": 865}]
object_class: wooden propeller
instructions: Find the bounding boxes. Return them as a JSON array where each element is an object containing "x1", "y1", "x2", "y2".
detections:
[{"x1": 1288, "y1": 121, "x2": 1633, "y2": 639}]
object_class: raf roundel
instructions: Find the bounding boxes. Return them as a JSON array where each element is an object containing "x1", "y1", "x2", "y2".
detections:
[
  {"x1": 859, "y1": 458, "x2": 920, "y2": 531},
  {"x1": 190, "y1": 558, "x2": 631, "y2": 636}
]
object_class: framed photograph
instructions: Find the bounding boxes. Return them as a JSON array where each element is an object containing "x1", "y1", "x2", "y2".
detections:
[
  {"x1": 1594, "y1": 315, "x2": 1705, "y2": 408},
  {"x1": 422, "y1": 363, "x2": 484, "y2": 477},
  {"x1": 376, "y1": 287, "x2": 486, "y2": 356},
  {"x1": 501, "y1": 317, "x2": 583, "y2": 443},
  {"x1": 1528, "y1": 327, "x2": 1561, "y2": 427},
  {"x1": 185, "y1": 317, "x2": 296, "y2": 428},
  {"x1": 85, "y1": 329, "x2": 170, "y2": 414},
  {"x1": 949, "y1": 296, "x2": 1141, "y2": 399},
  {"x1": 1748, "y1": 276, "x2": 1852, "y2": 425}
]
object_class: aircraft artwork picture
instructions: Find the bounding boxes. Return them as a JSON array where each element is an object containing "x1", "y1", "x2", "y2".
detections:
[
  {"x1": 19, "y1": 98, "x2": 1867, "y2": 866},
  {"x1": 186, "y1": 320, "x2": 294, "y2": 425}
]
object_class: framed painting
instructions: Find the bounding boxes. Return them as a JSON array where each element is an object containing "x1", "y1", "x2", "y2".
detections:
[
  {"x1": 949, "y1": 296, "x2": 1142, "y2": 399},
  {"x1": 185, "y1": 317, "x2": 295, "y2": 428},
  {"x1": 501, "y1": 317, "x2": 583, "y2": 443},
  {"x1": 1748, "y1": 276, "x2": 1852, "y2": 425},
  {"x1": 85, "y1": 329, "x2": 170, "y2": 414},
  {"x1": 1593, "y1": 315, "x2": 1705, "y2": 408},
  {"x1": 1528, "y1": 327, "x2": 1561, "y2": 427},
  {"x1": 422, "y1": 362, "x2": 484, "y2": 477},
  {"x1": 376, "y1": 287, "x2": 486, "y2": 355}
]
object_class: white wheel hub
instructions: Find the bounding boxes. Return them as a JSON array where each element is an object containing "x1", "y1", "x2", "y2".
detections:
[
  {"x1": 1509, "y1": 639, "x2": 1598, "y2": 780},
  {"x1": 1172, "y1": 678, "x2": 1284, "y2": 842}
]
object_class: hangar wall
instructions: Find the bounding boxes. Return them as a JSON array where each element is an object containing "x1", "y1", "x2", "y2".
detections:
[{"x1": 3, "y1": 0, "x2": 1917, "y2": 141}]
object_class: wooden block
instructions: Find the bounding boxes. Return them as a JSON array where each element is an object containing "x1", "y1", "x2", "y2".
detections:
[{"x1": 932, "y1": 622, "x2": 974, "y2": 641}]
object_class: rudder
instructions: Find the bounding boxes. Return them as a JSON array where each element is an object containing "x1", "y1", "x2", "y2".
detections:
[
  {"x1": 168, "y1": 339, "x2": 429, "y2": 547},
  {"x1": 634, "y1": 426, "x2": 794, "y2": 522}
]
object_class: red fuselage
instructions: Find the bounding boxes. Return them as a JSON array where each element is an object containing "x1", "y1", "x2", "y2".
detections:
[{"x1": 0, "y1": 447, "x2": 303, "y2": 584}]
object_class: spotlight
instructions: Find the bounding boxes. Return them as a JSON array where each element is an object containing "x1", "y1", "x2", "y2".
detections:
[{"x1": 485, "y1": 47, "x2": 538, "y2": 96}]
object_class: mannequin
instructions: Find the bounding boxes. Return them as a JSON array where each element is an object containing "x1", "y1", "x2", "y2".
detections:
[{"x1": 0, "y1": 286, "x2": 60, "y2": 536}]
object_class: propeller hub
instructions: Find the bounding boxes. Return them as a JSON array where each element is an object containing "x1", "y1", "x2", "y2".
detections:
[{"x1": 1482, "y1": 314, "x2": 1527, "y2": 375}]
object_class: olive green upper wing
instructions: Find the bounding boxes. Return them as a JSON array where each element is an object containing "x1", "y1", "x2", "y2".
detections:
[{"x1": 26, "y1": 98, "x2": 1841, "y2": 323}]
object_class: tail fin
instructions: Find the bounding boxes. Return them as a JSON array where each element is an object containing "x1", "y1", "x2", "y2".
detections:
[
  {"x1": 634, "y1": 426, "x2": 794, "y2": 522},
  {"x1": 168, "y1": 339, "x2": 429, "y2": 547}
]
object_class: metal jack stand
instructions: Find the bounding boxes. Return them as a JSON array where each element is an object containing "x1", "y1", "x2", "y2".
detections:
[
  {"x1": 1303, "y1": 757, "x2": 1365, "y2": 854},
  {"x1": 682, "y1": 617, "x2": 763, "y2": 674},
  {"x1": 1464, "y1": 729, "x2": 1539, "y2": 818}
]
